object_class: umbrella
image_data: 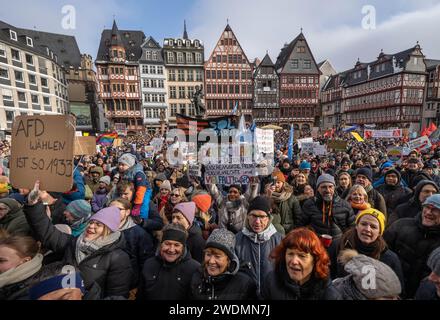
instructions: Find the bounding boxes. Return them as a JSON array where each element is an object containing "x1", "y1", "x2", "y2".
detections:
[{"x1": 261, "y1": 124, "x2": 283, "y2": 130}]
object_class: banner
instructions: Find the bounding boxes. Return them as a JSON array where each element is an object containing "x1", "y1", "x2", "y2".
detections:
[
  {"x1": 364, "y1": 129, "x2": 402, "y2": 139},
  {"x1": 255, "y1": 128, "x2": 274, "y2": 154},
  {"x1": 10, "y1": 115, "x2": 75, "y2": 192},
  {"x1": 351, "y1": 132, "x2": 364, "y2": 142},
  {"x1": 407, "y1": 136, "x2": 432, "y2": 151},
  {"x1": 204, "y1": 163, "x2": 258, "y2": 185},
  {"x1": 327, "y1": 140, "x2": 347, "y2": 150},
  {"x1": 297, "y1": 137, "x2": 313, "y2": 149},
  {"x1": 112, "y1": 139, "x2": 123, "y2": 147}
]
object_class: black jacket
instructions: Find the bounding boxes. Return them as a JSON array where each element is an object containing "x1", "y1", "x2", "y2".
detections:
[
  {"x1": 384, "y1": 213, "x2": 440, "y2": 298},
  {"x1": 122, "y1": 224, "x2": 155, "y2": 288},
  {"x1": 298, "y1": 194, "x2": 355, "y2": 238},
  {"x1": 415, "y1": 278, "x2": 439, "y2": 300},
  {"x1": 187, "y1": 224, "x2": 206, "y2": 263},
  {"x1": 375, "y1": 169, "x2": 412, "y2": 214},
  {"x1": 24, "y1": 203, "x2": 132, "y2": 298},
  {"x1": 190, "y1": 267, "x2": 257, "y2": 300},
  {"x1": 262, "y1": 264, "x2": 341, "y2": 300},
  {"x1": 366, "y1": 188, "x2": 387, "y2": 217},
  {"x1": 137, "y1": 249, "x2": 200, "y2": 300},
  {"x1": 389, "y1": 180, "x2": 439, "y2": 226}
]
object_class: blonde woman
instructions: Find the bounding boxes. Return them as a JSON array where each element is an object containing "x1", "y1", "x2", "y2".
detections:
[{"x1": 345, "y1": 184, "x2": 371, "y2": 216}]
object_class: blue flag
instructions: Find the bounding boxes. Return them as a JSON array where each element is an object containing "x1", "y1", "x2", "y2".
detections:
[
  {"x1": 231, "y1": 101, "x2": 238, "y2": 115},
  {"x1": 288, "y1": 124, "x2": 294, "y2": 160}
]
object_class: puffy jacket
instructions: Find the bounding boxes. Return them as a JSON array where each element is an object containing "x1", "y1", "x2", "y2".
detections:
[
  {"x1": 91, "y1": 188, "x2": 109, "y2": 213},
  {"x1": 383, "y1": 213, "x2": 440, "y2": 298},
  {"x1": 137, "y1": 249, "x2": 200, "y2": 300},
  {"x1": 415, "y1": 278, "x2": 439, "y2": 300},
  {"x1": 187, "y1": 224, "x2": 206, "y2": 263},
  {"x1": 375, "y1": 169, "x2": 412, "y2": 213},
  {"x1": 24, "y1": 203, "x2": 132, "y2": 298},
  {"x1": 270, "y1": 184, "x2": 303, "y2": 235},
  {"x1": 262, "y1": 264, "x2": 341, "y2": 300},
  {"x1": 0, "y1": 198, "x2": 30, "y2": 236},
  {"x1": 298, "y1": 194, "x2": 355, "y2": 238},
  {"x1": 235, "y1": 224, "x2": 282, "y2": 296},
  {"x1": 365, "y1": 187, "x2": 387, "y2": 217},
  {"x1": 389, "y1": 180, "x2": 439, "y2": 226}
]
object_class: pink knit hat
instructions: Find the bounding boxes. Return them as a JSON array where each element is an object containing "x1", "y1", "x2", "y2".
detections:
[
  {"x1": 173, "y1": 202, "x2": 196, "y2": 225},
  {"x1": 91, "y1": 206, "x2": 121, "y2": 232}
]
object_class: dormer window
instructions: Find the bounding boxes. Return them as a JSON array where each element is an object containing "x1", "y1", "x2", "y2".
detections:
[
  {"x1": 186, "y1": 40, "x2": 190, "y2": 47},
  {"x1": 10, "y1": 30, "x2": 17, "y2": 41},
  {"x1": 177, "y1": 40, "x2": 182, "y2": 46},
  {"x1": 194, "y1": 40, "x2": 199, "y2": 47},
  {"x1": 26, "y1": 37, "x2": 33, "y2": 47},
  {"x1": 169, "y1": 39, "x2": 173, "y2": 46}
]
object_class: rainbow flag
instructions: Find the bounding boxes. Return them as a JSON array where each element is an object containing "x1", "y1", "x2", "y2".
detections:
[{"x1": 96, "y1": 132, "x2": 118, "y2": 146}]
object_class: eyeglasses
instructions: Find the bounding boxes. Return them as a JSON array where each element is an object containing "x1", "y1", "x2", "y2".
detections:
[{"x1": 171, "y1": 193, "x2": 181, "y2": 197}]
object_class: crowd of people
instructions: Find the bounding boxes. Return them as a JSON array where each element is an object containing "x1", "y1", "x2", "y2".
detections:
[{"x1": 1, "y1": 130, "x2": 440, "y2": 301}]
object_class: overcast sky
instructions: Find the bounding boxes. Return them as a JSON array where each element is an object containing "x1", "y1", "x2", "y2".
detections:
[{"x1": 1, "y1": 0, "x2": 439, "y2": 72}]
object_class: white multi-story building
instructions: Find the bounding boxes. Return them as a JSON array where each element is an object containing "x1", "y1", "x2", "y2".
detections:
[
  {"x1": 0, "y1": 20, "x2": 69, "y2": 132},
  {"x1": 139, "y1": 36, "x2": 168, "y2": 134}
]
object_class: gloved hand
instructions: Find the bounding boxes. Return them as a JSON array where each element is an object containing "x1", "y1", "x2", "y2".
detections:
[{"x1": 131, "y1": 204, "x2": 141, "y2": 217}]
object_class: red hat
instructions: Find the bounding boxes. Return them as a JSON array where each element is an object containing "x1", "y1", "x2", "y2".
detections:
[{"x1": 192, "y1": 193, "x2": 212, "y2": 213}]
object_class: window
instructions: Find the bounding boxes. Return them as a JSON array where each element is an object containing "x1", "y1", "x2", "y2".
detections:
[
  {"x1": 179, "y1": 103, "x2": 186, "y2": 114},
  {"x1": 179, "y1": 86, "x2": 185, "y2": 98},
  {"x1": 17, "y1": 91, "x2": 26, "y2": 102},
  {"x1": 167, "y1": 51, "x2": 174, "y2": 63},
  {"x1": 151, "y1": 80, "x2": 157, "y2": 88},
  {"x1": 168, "y1": 69, "x2": 176, "y2": 81},
  {"x1": 128, "y1": 68, "x2": 135, "y2": 76},
  {"x1": 196, "y1": 70, "x2": 203, "y2": 81},
  {"x1": 146, "y1": 51, "x2": 151, "y2": 60},
  {"x1": 150, "y1": 65, "x2": 156, "y2": 74},
  {"x1": 2, "y1": 89, "x2": 12, "y2": 101},
  {"x1": 41, "y1": 77, "x2": 48, "y2": 87},
  {"x1": 28, "y1": 74, "x2": 36, "y2": 84},
  {"x1": 26, "y1": 37, "x2": 33, "y2": 47},
  {"x1": 170, "y1": 103, "x2": 177, "y2": 116},
  {"x1": 195, "y1": 53, "x2": 202, "y2": 63},
  {"x1": 11, "y1": 49, "x2": 20, "y2": 61},
  {"x1": 304, "y1": 60, "x2": 311, "y2": 69},
  {"x1": 177, "y1": 52, "x2": 184, "y2": 63},
  {"x1": 143, "y1": 79, "x2": 149, "y2": 88},
  {"x1": 152, "y1": 51, "x2": 158, "y2": 61},
  {"x1": 153, "y1": 109, "x2": 159, "y2": 118},
  {"x1": 186, "y1": 52, "x2": 193, "y2": 63},
  {"x1": 0, "y1": 67, "x2": 9, "y2": 79},
  {"x1": 0, "y1": 44, "x2": 5, "y2": 57},
  {"x1": 169, "y1": 86, "x2": 176, "y2": 99},
  {"x1": 290, "y1": 59, "x2": 298, "y2": 69},
  {"x1": 43, "y1": 96, "x2": 50, "y2": 105},
  {"x1": 14, "y1": 70, "x2": 23, "y2": 82},
  {"x1": 159, "y1": 94, "x2": 165, "y2": 102},
  {"x1": 187, "y1": 70, "x2": 194, "y2": 81},
  {"x1": 31, "y1": 94, "x2": 39, "y2": 104},
  {"x1": 6, "y1": 111, "x2": 15, "y2": 125},
  {"x1": 152, "y1": 94, "x2": 158, "y2": 102},
  {"x1": 178, "y1": 70, "x2": 185, "y2": 81},
  {"x1": 10, "y1": 30, "x2": 17, "y2": 41},
  {"x1": 158, "y1": 80, "x2": 164, "y2": 88},
  {"x1": 296, "y1": 46, "x2": 305, "y2": 53},
  {"x1": 157, "y1": 66, "x2": 164, "y2": 74}
]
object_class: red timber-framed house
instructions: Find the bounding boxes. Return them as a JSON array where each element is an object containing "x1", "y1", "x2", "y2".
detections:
[
  {"x1": 422, "y1": 59, "x2": 440, "y2": 127},
  {"x1": 342, "y1": 44, "x2": 426, "y2": 132},
  {"x1": 253, "y1": 53, "x2": 279, "y2": 125},
  {"x1": 204, "y1": 24, "x2": 253, "y2": 121},
  {"x1": 95, "y1": 20, "x2": 145, "y2": 134},
  {"x1": 275, "y1": 32, "x2": 320, "y2": 134}
]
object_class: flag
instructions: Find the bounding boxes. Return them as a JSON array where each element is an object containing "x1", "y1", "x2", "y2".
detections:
[
  {"x1": 288, "y1": 124, "x2": 294, "y2": 160},
  {"x1": 428, "y1": 122, "x2": 437, "y2": 135},
  {"x1": 96, "y1": 132, "x2": 118, "y2": 146},
  {"x1": 429, "y1": 126, "x2": 440, "y2": 144},
  {"x1": 351, "y1": 131, "x2": 364, "y2": 142},
  {"x1": 235, "y1": 114, "x2": 246, "y2": 142},
  {"x1": 249, "y1": 120, "x2": 257, "y2": 132},
  {"x1": 342, "y1": 125, "x2": 358, "y2": 132},
  {"x1": 231, "y1": 101, "x2": 238, "y2": 115}
]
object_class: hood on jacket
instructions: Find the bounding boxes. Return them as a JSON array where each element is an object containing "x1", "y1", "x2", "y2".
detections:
[
  {"x1": 412, "y1": 180, "x2": 439, "y2": 206},
  {"x1": 384, "y1": 169, "x2": 401, "y2": 185},
  {"x1": 89, "y1": 166, "x2": 104, "y2": 177},
  {"x1": 0, "y1": 198, "x2": 23, "y2": 222}
]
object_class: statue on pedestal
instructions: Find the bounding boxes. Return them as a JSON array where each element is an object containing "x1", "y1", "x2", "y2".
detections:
[{"x1": 192, "y1": 85, "x2": 206, "y2": 118}]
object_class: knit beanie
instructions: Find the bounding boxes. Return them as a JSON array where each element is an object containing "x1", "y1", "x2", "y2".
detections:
[
  {"x1": 355, "y1": 208, "x2": 386, "y2": 235},
  {"x1": 380, "y1": 161, "x2": 394, "y2": 171},
  {"x1": 338, "y1": 249, "x2": 401, "y2": 299},
  {"x1": 173, "y1": 202, "x2": 196, "y2": 225},
  {"x1": 192, "y1": 193, "x2": 212, "y2": 213},
  {"x1": 66, "y1": 200, "x2": 92, "y2": 219},
  {"x1": 99, "y1": 176, "x2": 111, "y2": 186},
  {"x1": 206, "y1": 228, "x2": 237, "y2": 262},
  {"x1": 427, "y1": 247, "x2": 440, "y2": 275},
  {"x1": 118, "y1": 153, "x2": 136, "y2": 167},
  {"x1": 155, "y1": 173, "x2": 167, "y2": 182},
  {"x1": 300, "y1": 161, "x2": 311, "y2": 170},
  {"x1": 316, "y1": 174, "x2": 336, "y2": 187},
  {"x1": 160, "y1": 180, "x2": 172, "y2": 191},
  {"x1": 162, "y1": 223, "x2": 188, "y2": 245},
  {"x1": 90, "y1": 206, "x2": 121, "y2": 232},
  {"x1": 356, "y1": 167, "x2": 373, "y2": 182},
  {"x1": 248, "y1": 196, "x2": 271, "y2": 215}
]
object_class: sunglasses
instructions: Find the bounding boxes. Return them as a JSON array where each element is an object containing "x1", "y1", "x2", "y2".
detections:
[{"x1": 171, "y1": 193, "x2": 181, "y2": 197}]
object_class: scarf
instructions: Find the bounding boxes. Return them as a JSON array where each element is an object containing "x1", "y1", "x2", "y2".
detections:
[
  {"x1": 271, "y1": 184, "x2": 293, "y2": 203},
  {"x1": 71, "y1": 222, "x2": 88, "y2": 237},
  {"x1": 0, "y1": 254, "x2": 43, "y2": 288},
  {"x1": 350, "y1": 201, "x2": 371, "y2": 211},
  {"x1": 120, "y1": 216, "x2": 137, "y2": 231},
  {"x1": 242, "y1": 223, "x2": 278, "y2": 243},
  {"x1": 75, "y1": 231, "x2": 121, "y2": 264},
  {"x1": 158, "y1": 195, "x2": 169, "y2": 213},
  {"x1": 364, "y1": 184, "x2": 373, "y2": 193}
]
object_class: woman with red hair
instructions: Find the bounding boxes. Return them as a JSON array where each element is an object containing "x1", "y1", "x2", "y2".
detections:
[{"x1": 262, "y1": 227, "x2": 341, "y2": 300}]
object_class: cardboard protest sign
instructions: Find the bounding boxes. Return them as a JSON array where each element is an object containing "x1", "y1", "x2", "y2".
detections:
[
  {"x1": 204, "y1": 163, "x2": 258, "y2": 185},
  {"x1": 297, "y1": 137, "x2": 313, "y2": 149},
  {"x1": 112, "y1": 139, "x2": 123, "y2": 147},
  {"x1": 327, "y1": 140, "x2": 347, "y2": 150},
  {"x1": 74, "y1": 136, "x2": 96, "y2": 155},
  {"x1": 188, "y1": 163, "x2": 202, "y2": 180},
  {"x1": 255, "y1": 128, "x2": 274, "y2": 154},
  {"x1": 408, "y1": 136, "x2": 432, "y2": 151},
  {"x1": 10, "y1": 115, "x2": 75, "y2": 192},
  {"x1": 150, "y1": 138, "x2": 163, "y2": 153}
]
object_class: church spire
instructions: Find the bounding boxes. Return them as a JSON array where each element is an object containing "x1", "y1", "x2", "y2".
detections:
[{"x1": 183, "y1": 20, "x2": 189, "y2": 40}]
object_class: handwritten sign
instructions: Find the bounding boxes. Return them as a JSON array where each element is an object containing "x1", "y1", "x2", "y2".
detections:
[
  {"x1": 204, "y1": 163, "x2": 258, "y2": 185},
  {"x1": 145, "y1": 146, "x2": 154, "y2": 158},
  {"x1": 188, "y1": 163, "x2": 202, "y2": 180},
  {"x1": 255, "y1": 128, "x2": 274, "y2": 154},
  {"x1": 74, "y1": 136, "x2": 96, "y2": 155},
  {"x1": 10, "y1": 115, "x2": 75, "y2": 192}
]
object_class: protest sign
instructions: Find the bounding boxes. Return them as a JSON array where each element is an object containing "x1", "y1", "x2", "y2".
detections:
[
  {"x1": 327, "y1": 140, "x2": 347, "y2": 150},
  {"x1": 204, "y1": 163, "x2": 258, "y2": 185},
  {"x1": 408, "y1": 136, "x2": 432, "y2": 151},
  {"x1": 74, "y1": 136, "x2": 96, "y2": 155},
  {"x1": 364, "y1": 129, "x2": 402, "y2": 139},
  {"x1": 150, "y1": 138, "x2": 163, "y2": 153},
  {"x1": 188, "y1": 163, "x2": 202, "y2": 180},
  {"x1": 112, "y1": 139, "x2": 123, "y2": 147},
  {"x1": 301, "y1": 142, "x2": 314, "y2": 154},
  {"x1": 387, "y1": 147, "x2": 403, "y2": 163},
  {"x1": 75, "y1": 131, "x2": 82, "y2": 137},
  {"x1": 145, "y1": 146, "x2": 154, "y2": 158},
  {"x1": 255, "y1": 128, "x2": 274, "y2": 154},
  {"x1": 313, "y1": 144, "x2": 327, "y2": 156},
  {"x1": 114, "y1": 123, "x2": 127, "y2": 136},
  {"x1": 297, "y1": 137, "x2": 313, "y2": 149},
  {"x1": 10, "y1": 115, "x2": 75, "y2": 192}
]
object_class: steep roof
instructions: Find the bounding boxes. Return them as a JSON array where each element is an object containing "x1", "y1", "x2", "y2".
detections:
[
  {"x1": 259, "y1": 53, "x2": 274, "y2": 67},
  {"x1": 424, "y1": 59, "x2": 440, "y2": 70}
]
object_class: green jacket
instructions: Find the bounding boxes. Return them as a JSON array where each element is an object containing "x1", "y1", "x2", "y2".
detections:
[
  {"x1": 271, "y1": 185, "x2": 303, "y2": 236},
  {"x1": 0, "y1": 198, "x2": 31, "y2": 236}
]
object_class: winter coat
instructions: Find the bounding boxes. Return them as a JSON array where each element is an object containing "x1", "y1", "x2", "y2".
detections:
[
  {"x1": 0, "y1": 198, "x2": 30, "y2": 236},
  {"x1": 91, "y1": 188, "x2": 109, "y2": 213},
  {"x1": 139, "y1": 201, "x2": 165, "y2": 233},
  {"x1": 376, "y1": 184, "x2": 412, "y2": 215},
  {"x1": 24, "y1": 203, "x2": 132, "y2": 298},
  {"x1": 210, "y1": 183, "x2": 258, "y2": 234},
  {"x1": 262, "y1": 264, "x2": 341, "y2": 300},
  {"x1": 190, "y1": 255, "x2": 257, "y2": 300},
  {"x1": 365, "y1": 187, "x2": 387, "y2": 217},
  {"x1": 48, "y1": 197, "x2": 67, "y2": 225},
  {"x1": 86, "y1": 166, "x2": 104, "y2": 194},
  {"x1": 389, "y1": 180, "x2": 439, "y2": 226},
  {"x1": 270, "y1": 184, "x2": 303, "y2": 235},
  {"x1": 415, "y1": 278, "x2": 439, "y2": 300},
  {"x1": 298, "y1": 194, "x2": 356, "y2": 238},
  {"x1": 235, "y1": 224, "x2": 282, "y2": 296},
  {"x1": 187, "y1": 224, "x2": 206, "y2": 263},
  {"x1": 383, "y1": 213, "x2": 440, "y2": 298},
  {"x1": 62, "y1": 168, "x2": 85, "y2": 205},
  {"x1": 137, "y1": 249, "x2": 200, "y2": 300}
]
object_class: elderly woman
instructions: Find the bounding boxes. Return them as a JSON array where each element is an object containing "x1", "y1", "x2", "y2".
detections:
[
  {"x1": 190, "y1": 229, "x2": 256, "y2": 300},
  {"x1": 262, "y1": 227, "x2": 341, "y2": 300},
  {"x1": 328, "y1": 208, "x2": 404, "y2": 289},
  {"x1": 345, "y1": 185, "x2": 371, "y2": 216}
]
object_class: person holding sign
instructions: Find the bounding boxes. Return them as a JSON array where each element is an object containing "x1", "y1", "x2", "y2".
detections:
[{"x1": 24, "y1": 181, "x2": 132, "y2": 298}]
